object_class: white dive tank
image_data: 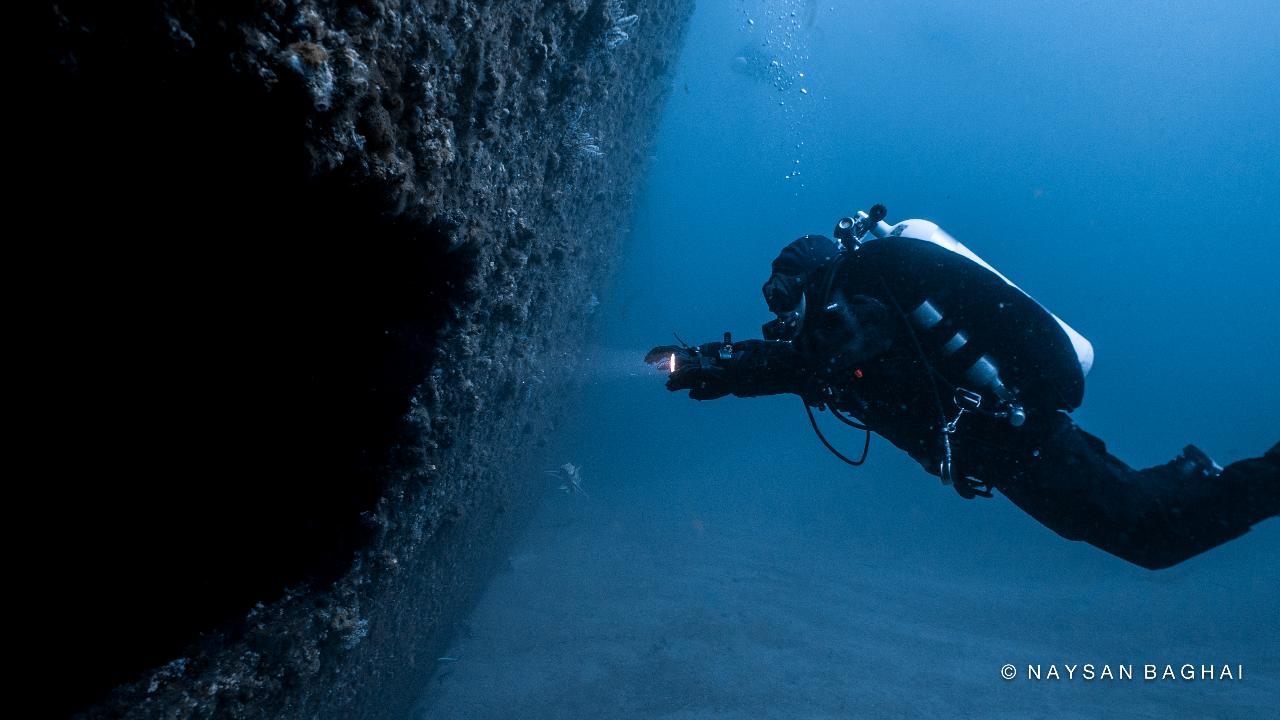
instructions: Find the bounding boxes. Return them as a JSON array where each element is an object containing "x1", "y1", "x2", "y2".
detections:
[{"x1": 864, "y1": 216, "x2": 1094, "y2": 377}]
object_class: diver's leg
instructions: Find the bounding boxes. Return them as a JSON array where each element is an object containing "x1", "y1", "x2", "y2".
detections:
[{"x1": 995, "y1": 412, "x2": 1279, "y2": 569}]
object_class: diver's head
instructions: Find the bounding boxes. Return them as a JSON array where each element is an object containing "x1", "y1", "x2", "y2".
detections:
[{"x1": 762, "y1": 273, "x2": 803, "y2": 315}]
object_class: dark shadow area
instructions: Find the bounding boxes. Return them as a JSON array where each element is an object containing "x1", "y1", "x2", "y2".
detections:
[{"x1": 31, "y1": 6, "x2": 464, "y2": 714}]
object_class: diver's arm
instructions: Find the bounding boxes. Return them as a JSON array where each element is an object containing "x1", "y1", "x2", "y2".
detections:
[
  {"x1": 802, "y1": 293, "x2": 895, "y2": 368},
  {"x1": 645, "y1": 339, "x2": 811, "y2": 401}
]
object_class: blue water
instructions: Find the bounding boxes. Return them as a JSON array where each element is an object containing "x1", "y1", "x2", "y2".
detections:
[{"x1": 422, "y1": 2, "x2": 1279, "y2": 716}]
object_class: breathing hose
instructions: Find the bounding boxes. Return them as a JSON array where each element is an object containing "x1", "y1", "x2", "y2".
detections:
[{"x1": 804, "y1": 399, "x2": 871, "y2": 466}]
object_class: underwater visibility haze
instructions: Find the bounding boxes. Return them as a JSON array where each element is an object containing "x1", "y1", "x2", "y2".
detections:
[
  {"x1": 33, "y1": 1, "x2": 1277, "y2": 717},
  {"x1": 422, "y1": 1, "x2": 1279, "y2": 717}
]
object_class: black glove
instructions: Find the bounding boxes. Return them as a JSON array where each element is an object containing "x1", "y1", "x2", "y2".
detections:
[{"x1": 644, "y1": 344, "x2": 733, "y2": 400}]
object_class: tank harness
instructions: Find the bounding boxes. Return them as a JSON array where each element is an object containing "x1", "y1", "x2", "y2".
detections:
[{"x1": 797, "y1": 207, "x2": 997, "y2": 498}]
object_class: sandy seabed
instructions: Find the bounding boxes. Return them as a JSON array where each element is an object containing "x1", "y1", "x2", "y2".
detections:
[{"x1": 417, "y1": 399, "x2": 1279, "y2": 720}]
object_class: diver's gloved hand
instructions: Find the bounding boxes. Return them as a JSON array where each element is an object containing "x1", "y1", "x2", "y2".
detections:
[{"x1": 643, "y1": 344, "x2": 733, "y2": 400}]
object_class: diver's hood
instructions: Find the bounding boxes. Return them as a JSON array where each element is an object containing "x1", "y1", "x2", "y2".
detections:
[{"x1": 833, "y1": 217, "x2": 1093, "y2": 413}]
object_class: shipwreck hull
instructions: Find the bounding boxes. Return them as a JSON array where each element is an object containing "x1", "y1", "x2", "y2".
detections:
[{"x1": 30, "y1": 1, "x2": 693, "y2": 717}]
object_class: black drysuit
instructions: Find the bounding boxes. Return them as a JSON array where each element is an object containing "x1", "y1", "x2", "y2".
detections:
[{"x1": 649, "y1": 235, "x2": 1279, "y2": 569}]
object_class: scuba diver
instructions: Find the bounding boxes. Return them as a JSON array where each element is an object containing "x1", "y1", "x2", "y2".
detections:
[{"x1": 646, "y1": 205, "x2": 1278, "y2": 570}]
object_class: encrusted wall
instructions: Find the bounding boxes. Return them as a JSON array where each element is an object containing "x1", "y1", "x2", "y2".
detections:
[{"x1": 34, "y1": 1, "x2": 692, "y2": 717}]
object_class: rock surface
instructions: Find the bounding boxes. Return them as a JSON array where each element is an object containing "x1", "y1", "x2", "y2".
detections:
[{"x1": 32, "y1": 1, "x2": 691, "y2": 717}]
